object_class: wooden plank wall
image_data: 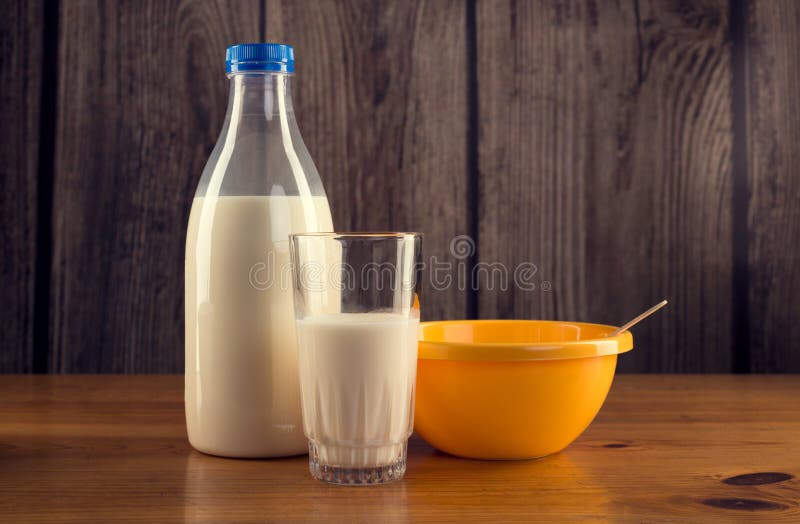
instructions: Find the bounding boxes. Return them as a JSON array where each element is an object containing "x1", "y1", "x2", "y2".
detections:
[
  {"x1": 0, "y1": 0, "x2": 797, "y2": 373},
  {"x1": 744, "y1": 0, "x2": 800, "y2": 372},
  {"x1": 0, "y1": 1, "x2": 42, "y2": 372},
  {"x1": 477, "y1": 0, "x2": 734, "y2": 372}
]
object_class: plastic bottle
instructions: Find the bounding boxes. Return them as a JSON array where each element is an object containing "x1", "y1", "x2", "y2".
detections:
[{"x1": 185, "y1": 43, "x2": 333, "y2": 457}]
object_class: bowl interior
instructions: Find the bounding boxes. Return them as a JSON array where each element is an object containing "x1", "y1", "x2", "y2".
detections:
[
  {"x1": 418, "y1": 320, "x2": 633, "y2": 362},
  {"x1": 420, "y1": 320, "x2": 615, "y2": 344}
]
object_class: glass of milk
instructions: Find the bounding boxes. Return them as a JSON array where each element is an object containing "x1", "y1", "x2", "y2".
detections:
[{"x1": 289, "y1": 233, "x2": 422, "y2": 485}]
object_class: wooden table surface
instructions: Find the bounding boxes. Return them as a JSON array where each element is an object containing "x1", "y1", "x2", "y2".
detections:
[{"x1": 1, "y1": 375, "x2": 798, "y2": 522}]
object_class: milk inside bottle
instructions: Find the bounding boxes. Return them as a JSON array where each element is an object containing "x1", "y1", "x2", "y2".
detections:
[{"x1": 185, "y1": 44, "x2": 333, "y2": 457}]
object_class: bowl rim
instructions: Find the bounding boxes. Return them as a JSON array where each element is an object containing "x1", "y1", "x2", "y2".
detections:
[{"x1": 418, "y1": 319, "x2": 634, "y2": 361}]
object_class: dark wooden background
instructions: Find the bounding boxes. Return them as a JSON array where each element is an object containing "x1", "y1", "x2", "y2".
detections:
[{"x1": 2, "y1": 0, "x2": 798, "y2": 374}]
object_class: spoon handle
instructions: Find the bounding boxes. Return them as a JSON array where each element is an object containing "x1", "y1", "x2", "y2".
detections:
[{"x1": 610, "y1": 300, "x2": 668, "y2": 337}]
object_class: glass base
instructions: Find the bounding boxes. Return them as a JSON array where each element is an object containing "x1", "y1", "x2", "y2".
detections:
[{"x1": 308, "y1": 440, "x2": 407, "y2": 485}]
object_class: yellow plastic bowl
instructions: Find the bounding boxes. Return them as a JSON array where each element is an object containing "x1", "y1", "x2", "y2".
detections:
[{"x1": 415, "y1": 320, "x2": 633, "y2": 460}]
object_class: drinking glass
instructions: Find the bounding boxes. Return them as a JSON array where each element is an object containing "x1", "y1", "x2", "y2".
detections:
[{"x1": 289, "y1": 233, "x2": 422, "y2": 485}]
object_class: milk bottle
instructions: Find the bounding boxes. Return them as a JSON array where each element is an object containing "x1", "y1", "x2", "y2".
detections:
[{"x1": 185, "y1": 44, "x2": 332, "y2": 457}]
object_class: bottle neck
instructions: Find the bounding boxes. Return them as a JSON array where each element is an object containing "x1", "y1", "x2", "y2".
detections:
[{"x1": 225, "y1": 72, "x2": 294, "y2": 119}]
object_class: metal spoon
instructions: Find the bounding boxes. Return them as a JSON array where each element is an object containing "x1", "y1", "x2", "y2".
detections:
[{"x1": 609, "y1": 300, "x2": 668, "y2": 337}]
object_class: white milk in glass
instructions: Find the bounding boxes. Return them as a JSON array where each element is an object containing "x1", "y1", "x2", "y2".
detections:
[{"x1": 296, "y1": 313, "x2": 419, "y2": 467}]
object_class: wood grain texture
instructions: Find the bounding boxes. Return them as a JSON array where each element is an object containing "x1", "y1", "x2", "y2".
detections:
[
  {"x1": 2, "y1": 0, "x2": 798, "y2": 373},
  {"x1": 476, "y1": 0, "x2": 734, "y2": 372},
  {"x1": 1, "y1": 375, "x2": 799, "y2": 522},
  {"x1": 0, "y1": 1, "x2": 41, "y2": 372},
  {"x1": 745, "y1": 0, "x2": 800, "y2": 372},
  {"x1": 50, "y1": 1, "x2": 260, "y2": 372},
  {"x1": 265, "y1": 0, "x2": 470, "y2": 321}
]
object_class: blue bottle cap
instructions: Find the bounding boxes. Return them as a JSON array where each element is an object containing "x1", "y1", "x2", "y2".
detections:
[{"x1": 225, "y1": 43, "x2": 295, "y2": 74}]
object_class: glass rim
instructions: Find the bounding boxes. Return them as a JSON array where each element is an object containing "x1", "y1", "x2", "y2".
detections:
[{"x1": 290, "y1": 232, "x2": 422, "y2": 239}]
